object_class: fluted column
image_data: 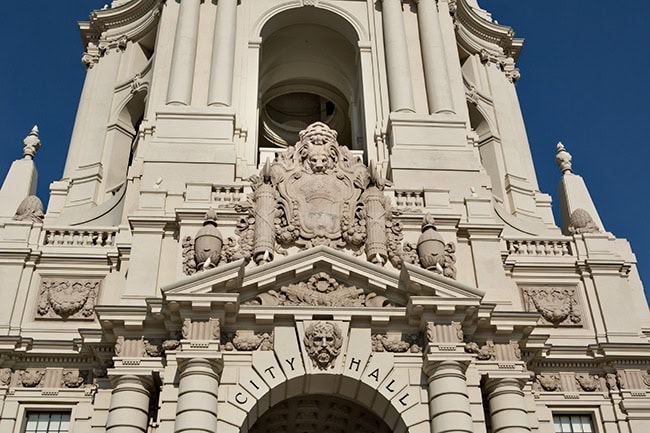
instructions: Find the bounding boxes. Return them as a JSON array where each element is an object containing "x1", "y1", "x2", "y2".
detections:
[
  {"x1": 381, "y1": 0, "x2": 415, "y2": 113},
  {"x1": 415, "y1": 0, "x2": 454, "y2": 114},
  {"x1": 166, "y1": 0, "x2": 202, "y2": 106},
  {"x1": 174, "y1": 358, "x2": 221, "y2": 433},
  {"x1": 427, "y1": 360, "x2": 473, "y2": 433},
  {"x1": 208, "y1": 0, "x2": 238, "y2": 107},
  {"x1": 106, "y1": 375, "x2": 152, "y2": 433},
  {"x1": 485, "y1": 378, "x2": 531, "y2": 433}
]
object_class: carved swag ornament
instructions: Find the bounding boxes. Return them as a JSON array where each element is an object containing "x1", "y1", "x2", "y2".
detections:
[
  {"x1": 522, "y1": 287, "x2": 581, "y2": 326},
  {"x1": 36, "y1": 279, "x2": 100, "y2": 320},
  {"x1": 220, "y1": 122, "x2": 413, "y2": 268},
  {"x1": 246, "y1": 272, "x2": 391, "y2": 307},
  {"x1": 372, "y1": 333, "x2": 422, "y2": 353},
  {"x1": 223, "y1": 331, "x2": 273, "y2": 351}
]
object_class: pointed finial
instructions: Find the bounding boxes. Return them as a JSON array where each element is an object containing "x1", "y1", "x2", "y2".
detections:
[
  {"x1": 23, "y1": 125, "x2": 41, "y2": 160},
  {"x1": 555, "y1": 141, "x2": 572, "y2": 174}
]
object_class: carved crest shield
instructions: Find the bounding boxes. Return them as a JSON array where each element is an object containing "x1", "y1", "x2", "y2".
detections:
[{"x1": 270, "y1": 122, "x2": 367, "y2": 247}]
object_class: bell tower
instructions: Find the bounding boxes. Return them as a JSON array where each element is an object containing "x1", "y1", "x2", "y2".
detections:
[{"x1": 0, "y1": 1, "x2": 649, "y2": 432}]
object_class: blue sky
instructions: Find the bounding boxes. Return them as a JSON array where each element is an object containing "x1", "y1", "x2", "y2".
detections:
[{"x1": 0, "y1": 1, "x2": 648, "y2": 299}]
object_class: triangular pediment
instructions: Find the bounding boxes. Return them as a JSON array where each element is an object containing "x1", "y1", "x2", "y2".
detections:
[{"x1": 162, "y1": 246, "x2": 484, "y2": 309}]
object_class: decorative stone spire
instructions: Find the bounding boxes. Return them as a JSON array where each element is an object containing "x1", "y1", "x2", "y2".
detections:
[
  {"x1": 22, "y1": 126, "x2": 41, "y2": 160},
  {"x1": 555, "y1": 141, "x2": 606, "y2": 235},
  {"x1": 555, "y1": 141, "x2": 572, "y2": 174}
]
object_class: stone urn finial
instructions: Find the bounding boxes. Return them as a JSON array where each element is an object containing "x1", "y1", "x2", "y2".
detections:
[
  {"x1": 555, "y1": 141, "x2": 572, "y2": 174},
  {"x1": 416, "y1": 214, "x2": 445, "y2": 271},
  {"x1": 23, "y1": 125, "x2": 41, "y2": 160},
  {"x1": 194, "y1": 208, "x2": 223, "y2": 270}
]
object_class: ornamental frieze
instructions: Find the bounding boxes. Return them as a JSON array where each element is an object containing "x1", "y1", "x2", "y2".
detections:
[
  {"x1": 521, "y1": 287, "x2": 582, "y2": 327},
  {"x1": 36, "y1": 279, "x2": 100, "y2": 320},
  {"x1": 245, "y1": 272, "x2": 392, "y2": 307}
]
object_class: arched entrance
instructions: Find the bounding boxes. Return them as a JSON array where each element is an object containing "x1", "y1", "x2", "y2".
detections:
[{"x1": 248, "y1": 394, "x2": 393, "y2": 433}]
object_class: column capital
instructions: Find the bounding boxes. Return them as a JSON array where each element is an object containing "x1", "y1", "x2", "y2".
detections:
[
  {"x1": 176, "y1": 355, "x2": 224, "y2": 376},
  {"x1": 483, "y1": 374, "x2": 529, "y2": 395},
  {"x1": 423, "y1": 357, "x2": 472, "y2": 378},
  {"x1": 107, "y1": 372, "x2": 155, "y2": 390}
]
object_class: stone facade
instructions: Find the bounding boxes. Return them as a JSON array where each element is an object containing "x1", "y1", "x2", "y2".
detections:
[{"x1": 0, "y1": 0, "x2": 649, "y2": 432}]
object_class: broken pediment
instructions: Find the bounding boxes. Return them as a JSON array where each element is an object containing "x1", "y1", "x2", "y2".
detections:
[{"x1": 162, "y1": 246, "x2": 484, "y2": 312}]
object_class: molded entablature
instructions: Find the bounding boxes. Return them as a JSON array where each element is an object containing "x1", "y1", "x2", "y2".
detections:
[
  {"x1": 454, "y1": 0, "x2": 523, "y2": 60},
  {"x1": 79, "y1": 0, "x2": 163, "y2": 48}
]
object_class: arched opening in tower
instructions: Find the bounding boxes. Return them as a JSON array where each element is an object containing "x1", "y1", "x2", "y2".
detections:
[{"x1": 257, "y1": 8, "x2": 365, "y2": 159}]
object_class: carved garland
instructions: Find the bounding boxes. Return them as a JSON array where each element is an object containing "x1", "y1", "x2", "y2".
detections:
[
  {"x1": 36, "y1": 279, "x2": 100, "y2": 320},
  {"x1": 521, "y1": 287, "x2": 581, "y2": 327}
]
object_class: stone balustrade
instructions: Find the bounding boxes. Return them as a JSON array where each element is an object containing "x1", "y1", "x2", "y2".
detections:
[
  {"x1": 41, "y1": 227, "x2": 118, "y2": 247},
  {"x1": 504, "y1": 238, "x2": 572, "y2": 257}
]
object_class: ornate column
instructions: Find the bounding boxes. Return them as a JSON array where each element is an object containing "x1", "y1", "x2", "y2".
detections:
[
  {"x1": 424, "y1": 322, "x2": 473, "y2": 433},
  {"x1": 485, "y1": 376, "x2": 531, "y2": 433},
  {"x1": 174, "y1": 357, "x2": 222, "y2": 433},
  {"x1": 426, "y1": 360, "x2": 473, "y2": 433},
  {"x1": 106, "y1": 375, "x2": 152, "y2": 433},
  {"x1": 208, "y1": 0, "x2": 238, "y2": 107},
  {"x1": 415, "y1": 0, "x2": 454, "y2": 114},
  {"x1": 380, "y1": 0, "x2": 415, "y2": 113},
  {"x1": 166, "y1": 0, "x2": 202, "y2": 106}
]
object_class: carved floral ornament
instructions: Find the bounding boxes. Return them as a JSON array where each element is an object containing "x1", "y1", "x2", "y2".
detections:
[
  {"x1": 223, "y1": 331, "x2": 273, "y2": 352},
  {"x1": 182, "y1": 122, "x2": 457, "y2": 280},
  {"x1": 245, "y1": 272, "x2": 392, "y2": 307},
  {"x1": 521, "y1": 287, "x2": 581, "y2": 327},
  {"x1": 36, "y1": 279, "x2": 100, "y2": 320}
]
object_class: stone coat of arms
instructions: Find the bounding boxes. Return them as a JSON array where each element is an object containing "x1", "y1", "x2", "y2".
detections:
[{"x1": 221, "y1": 122, "x2": 411, "y2": 267}]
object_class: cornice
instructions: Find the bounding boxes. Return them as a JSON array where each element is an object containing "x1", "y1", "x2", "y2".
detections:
[
  {"x1": 453, "y1": 0, "x2": 523, "y2": 61},
  {"x1": 79, "y1": 0, "x2": 163, "y2": 48}
]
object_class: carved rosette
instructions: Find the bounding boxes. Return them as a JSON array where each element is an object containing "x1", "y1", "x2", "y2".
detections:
[
  {"x1": 221, "y1": 122, "x2": 415, "y2": 268},
  {"x1": 522, "y1": 287, "x2": 581, "y2": 326},
  {"x1": 304, "y1": 321, "x2": 343, "y2": 370},
  {"x1": 36, "y1": 279, "x2": 100, "y2": 320},
  {"x1": 245, "y1": 272, "x2": 391, "y2": 307}
]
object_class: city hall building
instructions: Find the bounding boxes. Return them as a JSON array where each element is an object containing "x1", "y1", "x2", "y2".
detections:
[{"x1": 0, "y1": 0, "x2": 648, "y2": 432}]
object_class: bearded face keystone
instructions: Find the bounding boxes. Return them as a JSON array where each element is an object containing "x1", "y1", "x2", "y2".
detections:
[{"x1": 304, "y1": 321, "x2": 343, "y2": 370}]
